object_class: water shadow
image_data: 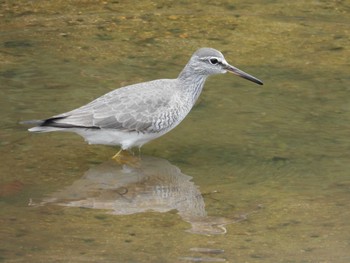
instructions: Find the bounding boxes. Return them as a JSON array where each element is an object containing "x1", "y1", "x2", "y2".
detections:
[{"x1": 37, "y1": 155, "x2": 256, "y2": 235}]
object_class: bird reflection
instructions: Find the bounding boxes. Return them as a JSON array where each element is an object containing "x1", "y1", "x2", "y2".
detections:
[{"x1": 39, "y1": 156, "x2": 250, "y2": 235}]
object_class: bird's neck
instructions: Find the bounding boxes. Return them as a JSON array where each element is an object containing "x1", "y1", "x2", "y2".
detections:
[{"x1": 177, "y1": 65, "x2": 208, "y2": 104}]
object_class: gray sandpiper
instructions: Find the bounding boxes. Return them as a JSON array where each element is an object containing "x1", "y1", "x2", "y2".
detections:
[{"x1": 23, "y1": 47, "x2": 263, "y2": 157}]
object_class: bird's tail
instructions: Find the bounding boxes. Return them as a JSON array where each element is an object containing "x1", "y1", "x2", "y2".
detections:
[
  {"x1": 20, "y1": 120, "x2": 59, "y2": 133},
  {"x1": 20, "y1": 116, "x2": 91, "y2": 132}
]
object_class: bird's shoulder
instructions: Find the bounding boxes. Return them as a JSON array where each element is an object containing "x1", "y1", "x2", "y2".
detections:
[{"x1": 104, "y1": 78, "x2": 179, "y2": 100}]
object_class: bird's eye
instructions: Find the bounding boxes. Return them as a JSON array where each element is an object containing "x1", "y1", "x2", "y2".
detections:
[{"x1": 209, "y1": 58, "x2": 219, "y2": 65}]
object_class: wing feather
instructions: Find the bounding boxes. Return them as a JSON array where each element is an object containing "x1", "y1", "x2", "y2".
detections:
[{"x1": 46, "y1": 79, "x2": 179, "y2": 133}]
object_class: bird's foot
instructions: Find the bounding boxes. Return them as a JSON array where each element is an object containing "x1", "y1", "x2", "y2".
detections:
[{"x1": 112, "y1": 149, "x2": 140, "y2": 167}]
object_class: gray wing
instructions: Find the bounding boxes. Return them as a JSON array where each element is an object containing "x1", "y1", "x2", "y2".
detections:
[{"x1": 47, "y1": 79, "x2": 179, "y2": 133}]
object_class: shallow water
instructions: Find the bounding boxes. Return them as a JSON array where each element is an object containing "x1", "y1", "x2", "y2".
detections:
[{"x1": 1, "y1": 1, "x2": 350, "y2": 262}]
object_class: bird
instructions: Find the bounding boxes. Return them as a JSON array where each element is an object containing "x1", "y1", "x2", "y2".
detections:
[{"x1": 23, "y1": 47, "x2": 263, "y2": 159}]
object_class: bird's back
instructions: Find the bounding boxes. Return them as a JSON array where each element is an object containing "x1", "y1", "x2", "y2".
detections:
[{"x1": 32, "y1": 78, "x2": 190, "y2": 134}]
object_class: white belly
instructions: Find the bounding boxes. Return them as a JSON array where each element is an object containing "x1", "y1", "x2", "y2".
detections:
[{"x1": 72, "y1": 128, "x2": 166, "y2": 149}]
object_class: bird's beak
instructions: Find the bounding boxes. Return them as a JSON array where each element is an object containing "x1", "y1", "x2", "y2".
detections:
[{"x1": 224, "y1": 63, "x2": 263, "y2": 85}]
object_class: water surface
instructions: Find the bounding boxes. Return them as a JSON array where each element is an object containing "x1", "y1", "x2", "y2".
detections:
[{"x1": 1, "y1": 1, "x2": 350, "y2": 262}]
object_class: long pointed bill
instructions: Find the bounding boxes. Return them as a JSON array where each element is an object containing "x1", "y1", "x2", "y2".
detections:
[{"x1": 224, "y1": 64, "x2": 263, "y2": 85}]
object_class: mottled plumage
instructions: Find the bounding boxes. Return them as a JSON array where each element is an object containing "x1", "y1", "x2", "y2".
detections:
[{"x1": 24, "y1": 48, "x2": 263, "y2": 150}]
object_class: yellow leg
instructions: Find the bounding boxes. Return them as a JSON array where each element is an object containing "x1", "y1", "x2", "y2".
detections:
[
  {"x1": 112, "y1": 149, "x2": 140, "y2": 166},
  {"x1": 112, "y1": 148, "x2": 123, "y2": 159}
]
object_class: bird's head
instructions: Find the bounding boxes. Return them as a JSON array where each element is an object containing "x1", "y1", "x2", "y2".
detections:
[{"x1": 189, "y1": 47, "x2": 263, "y2": 85}]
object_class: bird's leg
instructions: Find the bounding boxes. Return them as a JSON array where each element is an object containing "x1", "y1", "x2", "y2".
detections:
[
  {"x1": 137, "y1": 146, "x2": 142, "y2": 158},
  {"x1": 112, "y1": 148, "x2": 124, "y2": 159},
  {"x1": 112, "y1": 148, "x2": 140, "y2": 166}
]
